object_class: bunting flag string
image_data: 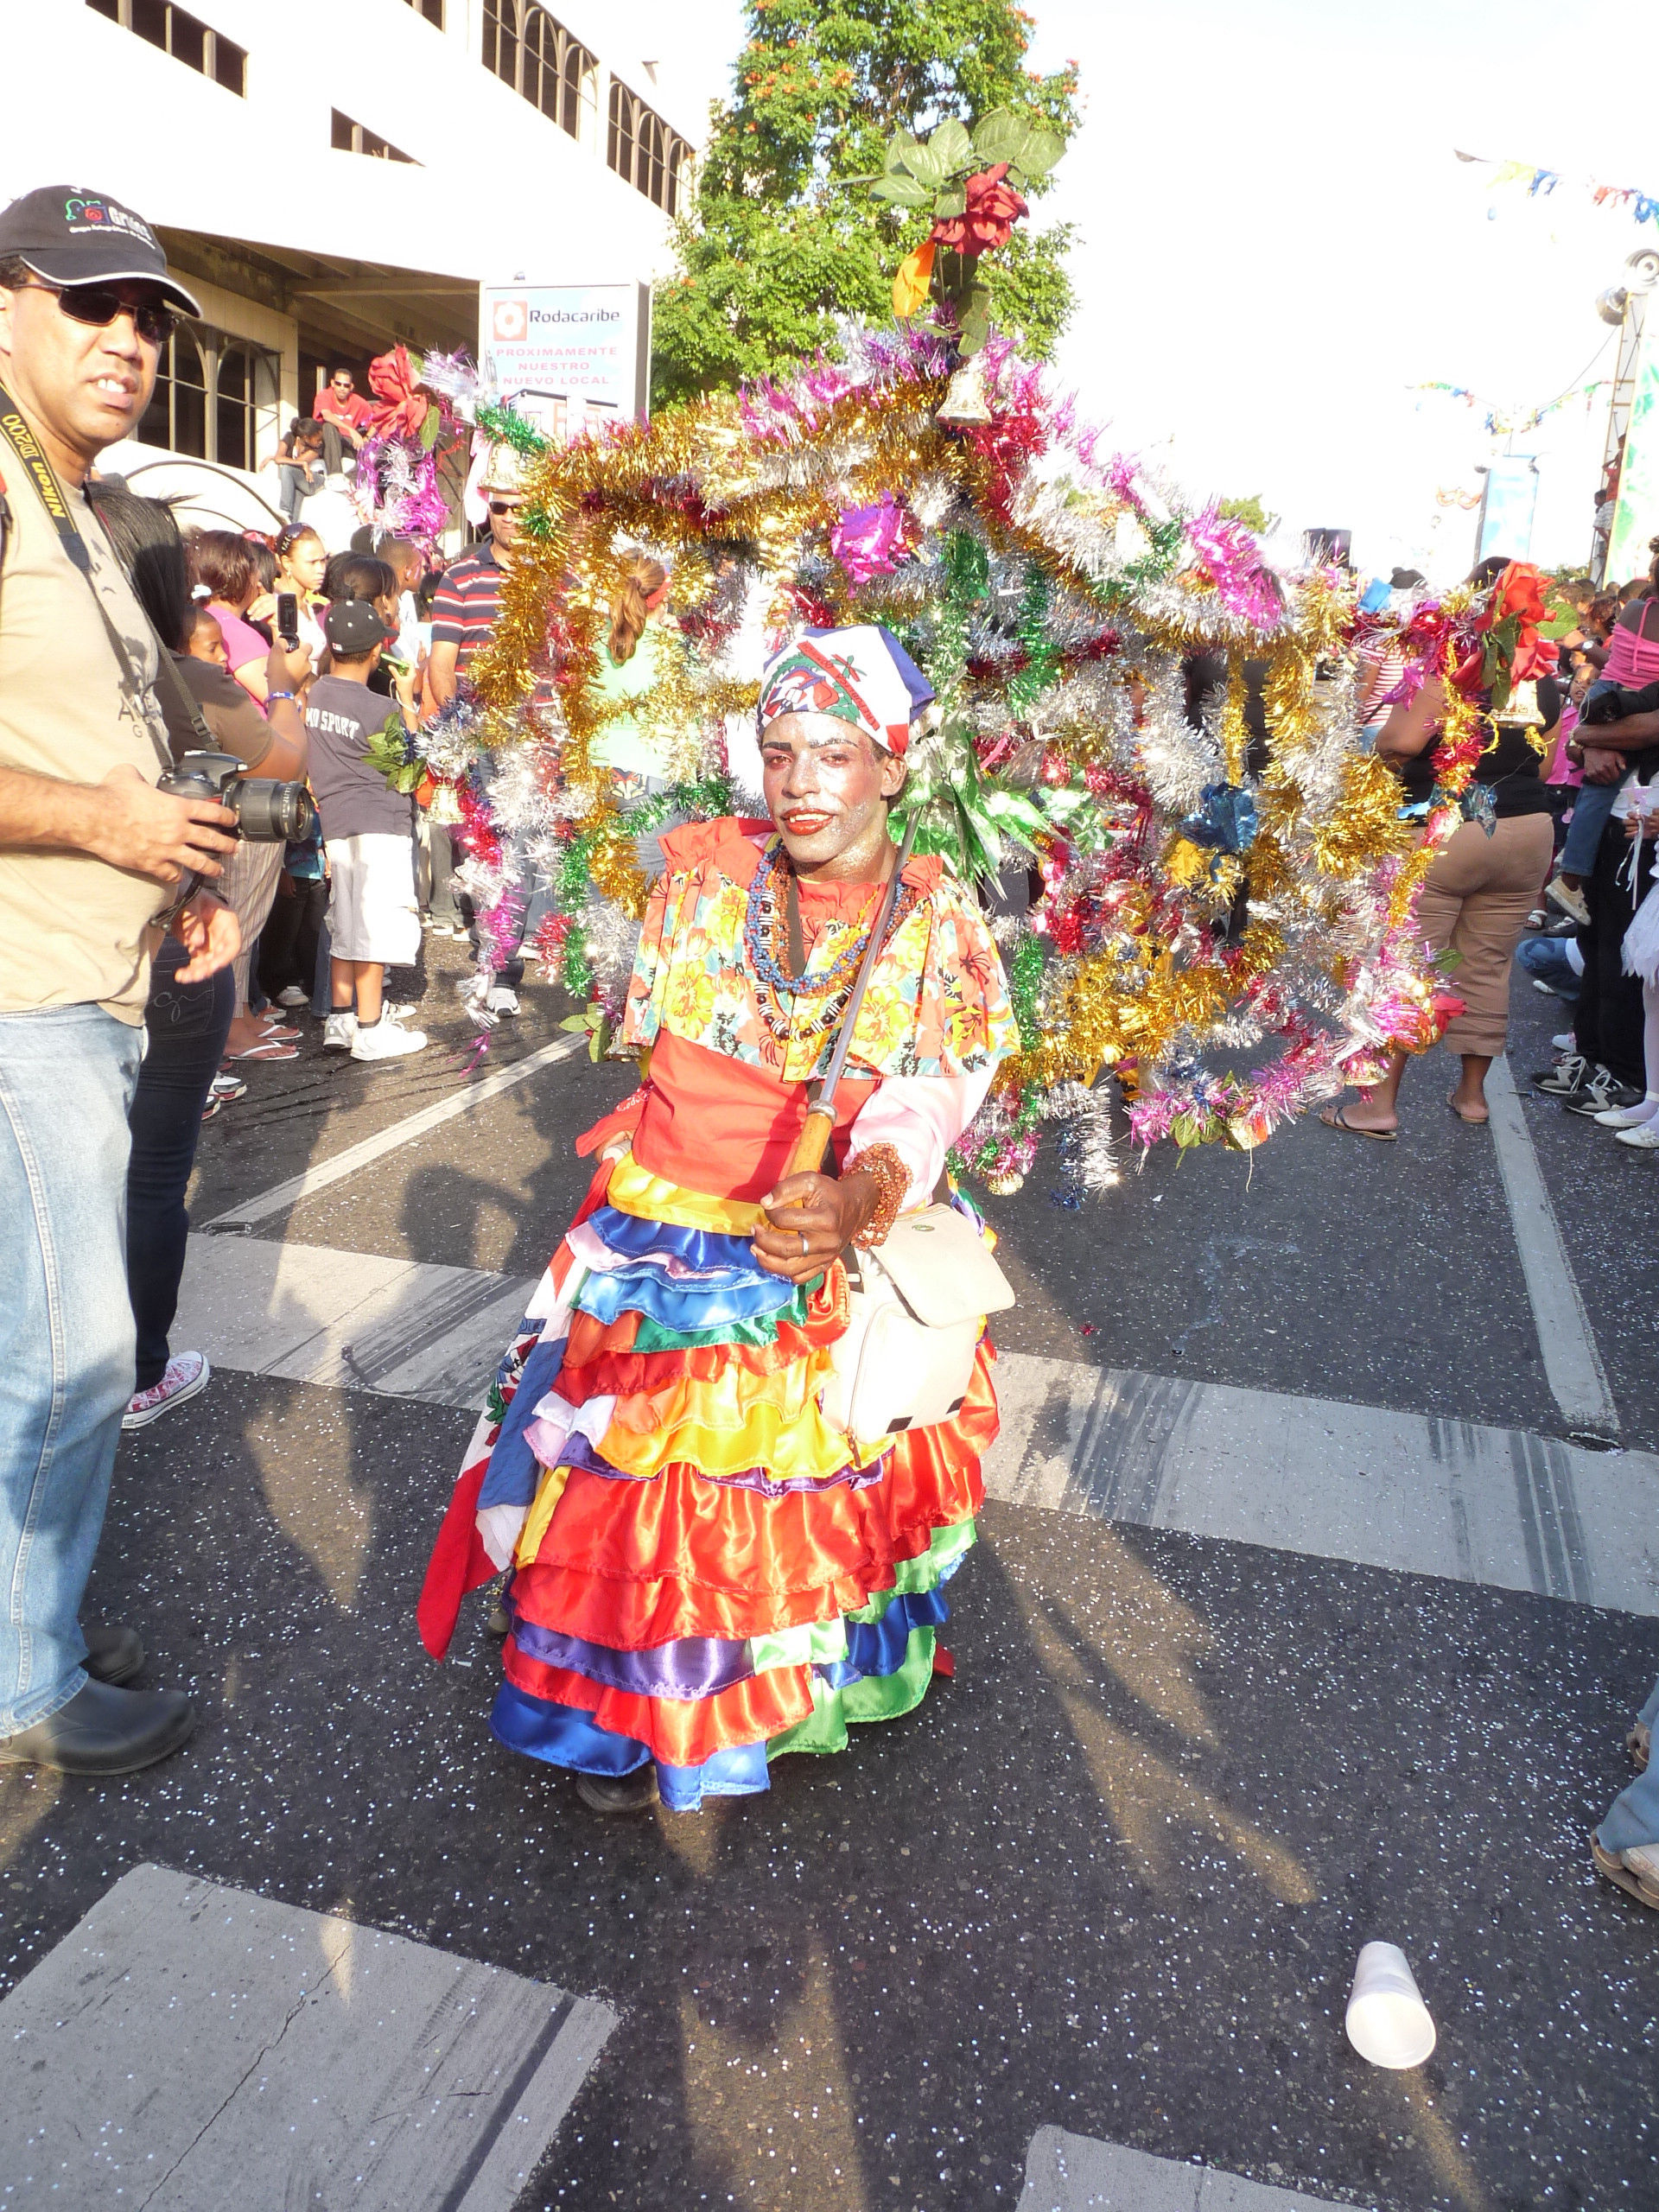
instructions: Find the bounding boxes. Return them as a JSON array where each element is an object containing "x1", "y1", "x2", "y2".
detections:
[
  {"x1": 1454, "y1": 148, "x2": 1659, "y2": 231},
  {"x1": 1409, "y1": 378, "x2": 1608, "y2": 437}
]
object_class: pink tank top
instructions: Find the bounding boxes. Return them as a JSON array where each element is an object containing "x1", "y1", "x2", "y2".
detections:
[{"x1": 1601, "y1": 602, "x2": 1659, "y2": 688}]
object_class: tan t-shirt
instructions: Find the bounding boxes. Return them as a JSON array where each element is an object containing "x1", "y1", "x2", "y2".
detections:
[{"x1": 0, "y1": 439, "x2": 175, "y2": 1022}]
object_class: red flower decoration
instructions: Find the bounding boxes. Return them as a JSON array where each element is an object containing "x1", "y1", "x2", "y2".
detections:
[
  {"x1": 929, "y1": 164, "x2": 1030, "y2": 256},
  {"x1": 365, "y1": 344, "x2": 430, "y2": 444}
]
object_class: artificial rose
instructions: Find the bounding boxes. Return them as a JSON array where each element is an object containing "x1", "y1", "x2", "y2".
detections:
[
  {"x1": 364, "y1": 343, "x2": 431, "y2": 444},
  {"x1": 830, "y1": 493, "x2": 919, "y2": 584},
  {"x1": 929, "y1": 163, "x2": 1029, "y2": 256},
  {"x1": 1481, "y1": 562, "x2": 1548, "y2": 632}
]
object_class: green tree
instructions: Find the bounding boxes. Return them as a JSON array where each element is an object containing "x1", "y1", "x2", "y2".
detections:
[
  {"x1": 652, "y1": 0, "x2": 1079, "y2": 409},
  {"x1": 1217, "y1": 493, "x2": 1276, "y2": 533}
]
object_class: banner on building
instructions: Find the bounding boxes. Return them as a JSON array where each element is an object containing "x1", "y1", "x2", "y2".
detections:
[
  {"x1": 479, "y1": 281, "x2": 652, "y2": 441},
  {"x1": 1605, "y1": 340, "x2": 1659, "y2": 584}
]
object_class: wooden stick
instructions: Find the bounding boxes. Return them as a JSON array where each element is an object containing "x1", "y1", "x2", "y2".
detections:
[{"x1": 784, "y1": 816, "x2": 918, "y2": 1180}]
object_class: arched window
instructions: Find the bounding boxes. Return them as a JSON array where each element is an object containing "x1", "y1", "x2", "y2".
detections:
[
  {"x1": 559, "y1": 29, "x2": 599, "y2": 144},
  {"x1": 482, "y1": 0, "x2": 518, "y2": 89},
  {"x1": 607, "y1": 82, "x2": 690, "y2": 213},
  {"x1": 486, "y1": 0, "x2": 598, "y2": 147}
]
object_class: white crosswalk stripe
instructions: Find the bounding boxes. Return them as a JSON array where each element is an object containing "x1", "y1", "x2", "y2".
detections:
[{"x1": 175, "y1": 1231, "x2": 1659, "y2": 1619}]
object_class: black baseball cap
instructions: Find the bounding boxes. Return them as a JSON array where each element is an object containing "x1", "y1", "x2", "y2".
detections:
[
  {"x1": 324, "y1": 597, "x2": 397, "y2": 653},
  {"x1": 0, "y1": 186, "x2": 201, "y2": 316}
]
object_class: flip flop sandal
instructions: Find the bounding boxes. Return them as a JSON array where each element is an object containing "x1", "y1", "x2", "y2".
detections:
[
  {"x1": 1630, "y1": 1720, "x2": 1652, "y2": 1772},
  {"x1": 1319, "y1": 1103, "x2": 1397, "y2": 1141},
  {"x1": 1448, "y1": 1096, "x2": 1490, "y2": 1124},
  {"x1": 1591, "y1": 1830, "x2": 1659, "y2": 1908},
  {"x1": 257, "y1": 1024, "x2": 301, "y2": 1042},
  {"x1": 225, "y1": 1040, "x2": 298, "y2": 1062}
]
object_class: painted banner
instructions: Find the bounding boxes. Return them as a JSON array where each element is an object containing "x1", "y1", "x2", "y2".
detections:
[{"x1": 1476, "y1": 457, "x2": 1540, "y2": 563}]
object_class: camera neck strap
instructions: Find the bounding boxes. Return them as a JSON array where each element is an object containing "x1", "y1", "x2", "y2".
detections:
[{"x1": 0, "y1": 380, "x2": 188, "y2": 771}]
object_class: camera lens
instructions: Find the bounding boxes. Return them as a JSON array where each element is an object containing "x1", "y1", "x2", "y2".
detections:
[{"x1": 223, "y1": 779, "x2": 316, "y2": 843}]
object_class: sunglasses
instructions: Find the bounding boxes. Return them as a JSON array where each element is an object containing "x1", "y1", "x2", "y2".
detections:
[
  {"x1": 331, "y1": 378, "x2": 353, "y2": 389},
  {"x1": 488, "y1": 500, "x2": 523, "y2": 516},
  {"x1": 16, "y1": 280, "x2": 177, "y2": 346}
]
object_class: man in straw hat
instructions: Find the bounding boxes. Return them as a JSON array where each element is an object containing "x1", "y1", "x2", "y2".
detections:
[{"x1": 419, "y1": 623, "x2": 1020, "y2": 1814}]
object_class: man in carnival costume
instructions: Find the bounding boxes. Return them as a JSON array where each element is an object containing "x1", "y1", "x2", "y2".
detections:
[{"x1": 419, "y1": 624, "x2": 1019, "y2": 1813}]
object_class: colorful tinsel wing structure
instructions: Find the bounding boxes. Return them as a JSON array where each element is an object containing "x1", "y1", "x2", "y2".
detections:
[{"x1": 455, "y1": 326, "x2": 1472, "y2": 1192}]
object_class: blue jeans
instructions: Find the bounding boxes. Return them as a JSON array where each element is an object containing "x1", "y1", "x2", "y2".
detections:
[
  {"x1": 1559, "y1": 778, "x2": 1619, "y2": 877},
  {"x1": 1515, "y1": 932, "x2": 1580, "y2": 1001},
  {"x1": 1599, "y1": 1678, "x2": 1659, "y2": 1852},
  {"x1": 127, "y1": 939, "x2": 236, "y2": 1392},
  {"x1": 0, "y1": 1006, "x2": 144, "y2": 1733}
]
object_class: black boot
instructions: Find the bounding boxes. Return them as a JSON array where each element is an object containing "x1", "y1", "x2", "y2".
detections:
[
  {"x1": 575, "y1": 1765, "x2": 659, "y2": 1814},
  {"x1": 82, "y1": 1625, "x2": 144, "y2": 1688},
  {"x1": 0, "y1": 1679, "x2": 194, "y2": 1776}
]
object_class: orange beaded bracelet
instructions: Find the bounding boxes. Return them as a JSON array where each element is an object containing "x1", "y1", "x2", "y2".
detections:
[{"x1": 844, "y1": 1142, "x2": 907, "y2": 1248}]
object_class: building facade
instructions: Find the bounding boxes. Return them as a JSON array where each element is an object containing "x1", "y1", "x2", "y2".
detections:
[{"x1": 5, "y1": 0, "x2": 702, "y2": 493}]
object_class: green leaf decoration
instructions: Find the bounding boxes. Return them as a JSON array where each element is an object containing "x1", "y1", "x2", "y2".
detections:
[
  {"x1": 934, "y1": 183, "x2": 967, "y2": 219},
  {"x1": 886, "y1": 133, "x2": 919, "y2": 175},
  {"x1": 959, "y1": 296, "x2": 992, "y2": 354},
  {"x1": 900, "y1": 138, "x2": 948, "y2": 188},
  {"x1": 972, "y1": 107, "x2": 1027, "y2": 164},
  {"x1": 1004, "y1": 166, "x2": 1027, "y2": 194},
  {"x1": 931, "y1": 118, "x2": 973, "y2": 174},
  {"x1": 419, "y1": 402, "x2": 442, "y2": 450},
  {"x1": 1018, "y1": 124, "x2": 1066, "y2": 178},
  {"x1": 362, "y1": 710, "x2": 427, "y2": 794},
  {"x1": 871, "y1": 174, "x2": 935, "y2": 207}
]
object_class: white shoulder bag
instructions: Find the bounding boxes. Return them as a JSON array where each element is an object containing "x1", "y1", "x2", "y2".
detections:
[{"x1": 774, "y1": 825, "x2": 1015, "y2": 1452}]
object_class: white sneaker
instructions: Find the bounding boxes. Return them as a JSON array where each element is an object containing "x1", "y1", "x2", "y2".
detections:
[
  {"x1": 486, "y1": 986, "x2": 519, "y2": 1017},
  {"x1": 275, "y1": 984, "x2": 310, "y2": 1009},
  {"x1": 1551, "y1": 1033, "x2": 1575, "y2": 1052},
  {"x1": 323, "y1": 1010, "x2": 357, "y2": 1051},
  {"x1": 1545, "y1": 876, "x2": 1591, "y2": 928},
  {"x1": 352, "y1": 1014, "x2": 429, "y2": 1061},
  {"x1": 1615, "y1": 1120, "x2": 1659, "y2": 1149},
  {"x1": 1594, "y1": 1101, "x2": 1658, "y2": 1128}
]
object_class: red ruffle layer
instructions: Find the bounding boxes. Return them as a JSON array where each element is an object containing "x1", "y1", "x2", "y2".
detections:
[
  {"x1": 501, "y1": 1638, "x2": 817, "y2": 1766},
  {"x1": 507, "y1": 1342, "x2": 998, "y2": 1649}
]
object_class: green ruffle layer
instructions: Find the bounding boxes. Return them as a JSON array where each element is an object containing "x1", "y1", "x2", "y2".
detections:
[{"x1": 766, "y1": 1623, "x2": 938, "y2": 1761}]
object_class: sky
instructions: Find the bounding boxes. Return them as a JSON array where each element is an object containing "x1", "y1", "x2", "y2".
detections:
[{"x1": 632, "y1": 0, "x2": 1658, "y2": 583}]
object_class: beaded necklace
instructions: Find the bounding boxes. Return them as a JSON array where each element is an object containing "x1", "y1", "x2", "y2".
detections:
[{"x1": 741, "y1": 839, "x2": 918, "y2": 1042}]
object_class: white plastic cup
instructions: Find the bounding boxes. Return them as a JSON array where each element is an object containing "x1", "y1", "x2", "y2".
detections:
[{"x1": 1344, "y1": 1941, "x2": 1436, "y2": 2069}]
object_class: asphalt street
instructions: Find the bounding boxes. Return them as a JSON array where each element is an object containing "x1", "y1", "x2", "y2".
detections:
[{"x1": 2, "y1": 927, "x2": 1656, "y2": 2212}]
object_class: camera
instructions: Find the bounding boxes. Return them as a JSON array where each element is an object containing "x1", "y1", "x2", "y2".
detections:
[{"x1": 159, "y1": 748, "x2": 315, "y2": 843}]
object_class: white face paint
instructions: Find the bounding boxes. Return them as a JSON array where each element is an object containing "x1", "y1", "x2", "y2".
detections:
[{"x1": 759, "y1": 713, "x2": 907, "y2": 880}]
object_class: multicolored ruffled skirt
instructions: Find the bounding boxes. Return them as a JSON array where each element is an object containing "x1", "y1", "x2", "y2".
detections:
[{"x1": 418, "y1": 1150, "x2": 998, "y2": 1811}]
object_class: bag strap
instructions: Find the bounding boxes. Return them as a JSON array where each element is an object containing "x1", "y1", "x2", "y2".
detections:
[{"x1": 0, "y1": 379, "x2": 179, "y2": 772}]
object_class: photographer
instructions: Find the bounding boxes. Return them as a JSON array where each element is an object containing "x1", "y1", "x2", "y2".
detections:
[{"x1": 0, "y1": 186, "x2": 239, "y2": 1778}]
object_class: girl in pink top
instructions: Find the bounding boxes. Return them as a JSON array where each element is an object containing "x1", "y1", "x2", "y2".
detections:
[{"x1": 1598, "y1": 587, "x2": 1659, "y2": 691}]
